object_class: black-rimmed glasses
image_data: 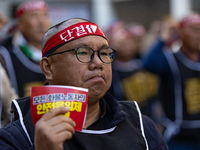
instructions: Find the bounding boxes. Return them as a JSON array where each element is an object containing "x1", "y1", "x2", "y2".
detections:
[{"x1": 46, "y1": 46, "x2": 116, "y2": 64}]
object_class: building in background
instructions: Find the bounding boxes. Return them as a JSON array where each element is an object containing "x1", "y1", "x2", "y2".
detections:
[{"x1": 0, "y1": 0, "x2": 199, "y2": 32}]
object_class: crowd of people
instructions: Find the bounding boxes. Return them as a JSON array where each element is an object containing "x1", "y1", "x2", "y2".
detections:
[
  {"x1": 143, "y1": 13, "x2": 200, "y2": 149},
  {"x1": 106, "y1": 20, "x2": 160, "y2": 121},
  {"x1": 0, "y1": 0, "x2": 200, "y2": 149},
  {"x1": 0, "y1": 0, "x2": 51, "y2": 128}
]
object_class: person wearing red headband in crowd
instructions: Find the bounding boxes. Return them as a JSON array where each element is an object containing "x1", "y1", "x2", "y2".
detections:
[
  {"x1": 143, "y1": 13, "x2": 200, "y2": 150},
  {"x1": 0, "y1": 18, "x2": 168, "y2": 150},
  {"x1": 107, "y1": 22, "x2": 160, "y2": 124},
  {"x1": 0, "y1": 0, "x2": 51, "y2": 98}
]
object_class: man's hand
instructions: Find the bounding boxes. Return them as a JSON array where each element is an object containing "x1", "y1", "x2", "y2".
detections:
[{"x1": 34, "y1": 107, "x2": 76, "y2": 150}]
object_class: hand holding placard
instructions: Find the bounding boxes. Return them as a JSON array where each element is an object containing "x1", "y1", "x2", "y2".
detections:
[{"x1": 31, "y1": 85, "x2": 88, "y2": 131}]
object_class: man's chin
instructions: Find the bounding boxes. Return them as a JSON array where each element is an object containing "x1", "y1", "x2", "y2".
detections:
[{"x1": 88, "y1": 86, "x2": 107, "y2": 99}]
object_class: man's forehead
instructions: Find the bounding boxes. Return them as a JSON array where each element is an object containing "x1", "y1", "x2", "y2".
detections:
[
  {"x1": 182, "y1": 22, "x2": 200, "y2": 29},
  {"x1": 179, "y1": 14, "x2": 200, "y2": 28},
  {"x1": 21, "y1": 9, "x2": 48, "y2": 17}
]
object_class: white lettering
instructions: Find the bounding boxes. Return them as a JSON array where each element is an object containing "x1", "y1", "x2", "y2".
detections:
[{"x1": 90, "y1": 25, "x2": 97, "y2": 33}]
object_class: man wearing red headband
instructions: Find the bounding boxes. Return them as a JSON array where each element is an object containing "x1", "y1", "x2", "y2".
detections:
[
  {"x1": 143, "y1": 13, "x2": 200, "y2": 150},
  {"x1": 0, "y1": 18, "x2": 168, "y2": 150},
  {"x1": 0, "y1": 0, "x2": 51, "y2": 97}
]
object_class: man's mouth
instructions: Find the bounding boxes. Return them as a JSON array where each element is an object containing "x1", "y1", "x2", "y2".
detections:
[{"x1": 87, "y1": 75, "x2": 105, "y2": 83}]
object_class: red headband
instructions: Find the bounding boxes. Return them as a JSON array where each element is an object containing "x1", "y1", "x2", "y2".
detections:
[
  {"x1": 15, "y1": 0, "x2": 48, "y2": 18},
  {"x1": 128, "y1": 25, "x2": 146, "y2": 36},
  {"x1": 42, "y1": 22, "x2": 106, "y2": 57},
  {"x1": 179, "y1": 14, "x2": 200, "y2": 28}
]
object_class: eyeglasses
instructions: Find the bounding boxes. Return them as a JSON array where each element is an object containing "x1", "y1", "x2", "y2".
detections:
[{"x1": 46, "y1": 46, "x2": 116, "y2": 64}]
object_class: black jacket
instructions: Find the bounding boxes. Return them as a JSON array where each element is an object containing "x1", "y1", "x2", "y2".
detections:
[{"x1": 0, "y1": 93, "x2": 168, "y2": 150}]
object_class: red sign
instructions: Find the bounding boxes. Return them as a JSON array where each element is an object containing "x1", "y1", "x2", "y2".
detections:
[{"x1": 31, "y1": 86, "x2": 88, "y2": 131}]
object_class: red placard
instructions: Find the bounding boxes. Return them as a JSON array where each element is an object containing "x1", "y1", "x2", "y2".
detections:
[{"x1": 31, "y1": 85, "x2": 88, "y2": 131}]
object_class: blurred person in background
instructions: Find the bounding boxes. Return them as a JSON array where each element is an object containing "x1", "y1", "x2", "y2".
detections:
[
  {"x1": 126, "y1": 23, "x2": 146, "y2": 58},
  {"x1": 143, "y1": 13, "x2": 200, "y2": 150},
  {"x1": 0, "y1": 12, "x2": 7, "y2": 30},
  {"x1": 142, "y1": 20, "x2": 162, "y2": 53},
  {"x1": 0, "y1": 11, "x2": 18, "y2": 127},
  {"x1": 0, "y1": 63, "x2": 18, "y2": 127},
  {"x1": 107, "y1": 21, "x2": 160, "y2": 121},
  {"x1": 0, "y1": 11, "x2": 8, "y2": 42},
  {"x1": 0, "y1": 0, "x2": 51, "y2": 98}
]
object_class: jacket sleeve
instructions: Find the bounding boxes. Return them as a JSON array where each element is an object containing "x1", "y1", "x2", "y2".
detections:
[
  {"x1": 142, "y1": 115, "x2": 169, "y2": 150},
  {"x1": 0, "y1": 123, "x2": 33, "y2": 150}
]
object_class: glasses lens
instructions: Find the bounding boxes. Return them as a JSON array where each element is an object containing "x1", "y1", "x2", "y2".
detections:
[
  {"x1": 99, "y1": 48, "x2": 115, "y2": 63},
  {"x1": 77, "y1": 46, "x2": 93, "y2": 63}
]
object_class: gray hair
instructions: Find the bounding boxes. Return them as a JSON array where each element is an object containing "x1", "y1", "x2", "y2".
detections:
[{"x1": 41, "y1": 18, "x2": 89, "y2": 51}]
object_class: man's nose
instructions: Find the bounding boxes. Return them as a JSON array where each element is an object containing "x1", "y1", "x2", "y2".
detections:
[
  {"x1": 92, "y1": 51, "x2": 102, "y2": 63},
  {"x1": 88, "y1": 51, "x2": 103, "y2": 70}
]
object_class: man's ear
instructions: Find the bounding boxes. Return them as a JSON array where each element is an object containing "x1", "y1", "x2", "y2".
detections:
[{"x1": 40, "y1": 57, "x2": 53, "y2": 81}]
